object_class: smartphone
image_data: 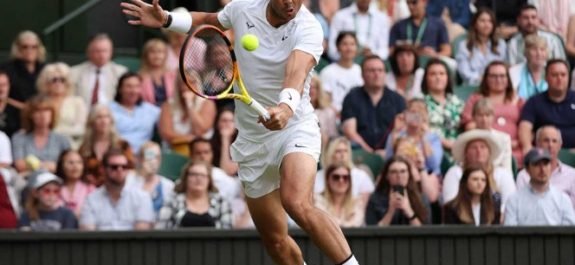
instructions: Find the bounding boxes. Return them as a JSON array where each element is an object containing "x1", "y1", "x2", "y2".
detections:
[{"x1": 392, "y1": 185, "x2": 404, "y2": 195}]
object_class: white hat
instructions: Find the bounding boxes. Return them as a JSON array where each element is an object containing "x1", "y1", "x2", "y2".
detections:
[
  {"x1": 452, "y1": 129, "x2": 501, "y2": 164},
  {"x1": 33, "y1": 172, "x2": 62, "y2": 189}
]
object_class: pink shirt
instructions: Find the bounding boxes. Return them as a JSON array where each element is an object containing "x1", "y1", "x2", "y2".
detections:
[{"x1": 60, "y1": 181, "x2": 95, "y2": 217}]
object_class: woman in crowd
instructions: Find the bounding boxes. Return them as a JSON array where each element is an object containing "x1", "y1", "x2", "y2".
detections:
[
  {"x1": 109, "y1": 72, "x2": 160, "y2": 153},
  {"x1": 78, "y1": 104, "x2": 134, "y2": 186},
  {"x1": 159, "y1": 161, "x2": 232, "y2": 229},
  {"x1": 12, "y1": 95, "x2": 71, "y2": 174},
  {"x1": 385, "y1": 99, "x2": 443, "y2": 175},
  {"x1": 319, "y1": 31, "x2": 364, "y2": 113},
  {"x1": 442, "y1": 130, "x2": 516, "y2": 206},
  {"x1": 314, "y1": 162, "x2": 364, "y2": 227},
  {"x1": 36, "y1": 62, "x2": 87, "y2": 148},
  {"x1": 56, "y1": 149, "x2": 95, "y2": 218},
  {"x1": 159, "y1": 73, "x2": 216, "y2": 156},
  {"x1": 461, "y1": 61, "x2": 524, "y2": 164},
  {"x1": 421, "y1": 59, "x2": 464, "y2": 152},
  {"x1": 309, "y1": 74, "x2": 338, "y2": 151},
  {"x1": 314, "y1": 137, "x2": 375, "y2": 207},
  {"x1": 2, "y1": 30, "x2": 46, "y2": 102},
  {"x1": 443, "y1": 166, "x2": 501, "y2": 225},
  {"x1": 139, "y1": 38, "x2": 176, "y2": 107},
  {"x1": 365, "y1": 156, "x2": 431, "y2": 226},
  {"x1": 19, "y1": 172, "x2": 77, "y2": 231},
  {"x1": 456, "y1": 8, "x2": 507, "y2": 85},
  {"x1": 509, "y1": 34, "x2": 548, "y2": 99},
  {"x1": 386, "y1": 45, "x2": 424, "y2": 99},
  {"x1": 210, "y1": 106, "x2": 238, "y2": 176}
]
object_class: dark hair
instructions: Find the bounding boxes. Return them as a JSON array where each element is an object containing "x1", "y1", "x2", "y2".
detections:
[
  {"x1": 376, "y1": 156, "x2": 428, "y2": 222},
  {"x1": 444, "y1": 165, "x2": 496, "y2": 225},
  {"x1": 518, "y1": 4, "x2": 537, "y2": 17},
  {"x1": 335, "y1": 31, "x2": 358, "y2": 48},
  {"x1": 102, "y1": 148, "x2": 127, "y2": 167},
  {"x1": 55, "y1": 149, "x2": 88, "y2": 183},
  {"x1": 467, "y1": 8, "x2": 500, "y2": 56},
  {"x1": 389, "y1": 45, "x2": 419, "y2": 76},
  {"x1": 545, "y1": 58, "x2": 570, "y2": 75},
  {"x1": 174, "y1": 160, "x2": 217, "y2": 193},
  {"x1": 361, "y1": 55, "x2": 385, "y2": 71},
  {"x1": 210, "y1": 106, "x2": 237, "y2": 168},
  {"x1": 114, "y1": 72, "x2": 143, "y2": 105},
  {"x1": 189, "y1": 137, "x2": 212, "y2": 155},
  {"x1": 478, "y1": 61, "x2": 515, "y2": 102},
  {"x1": 421, "y1": 58, "x2": 453, "y2": 95}
]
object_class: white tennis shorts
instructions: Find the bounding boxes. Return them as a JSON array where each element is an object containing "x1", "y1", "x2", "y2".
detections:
[{"x1": 230, "y1": 116, "x2": 321, "y2": 198}]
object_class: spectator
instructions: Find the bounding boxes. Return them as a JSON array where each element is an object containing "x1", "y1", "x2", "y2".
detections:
[
  {"x1": 443, "y1": 130, "x2": 516, "y2": 206},
  {"x1": 164, "y1": 8, "x2": 197, "y2": 72},
  {"x1": 0, "y1": 70, "x2": 22, "y2": 137},
  {"x1": 389, "y1": 0, "x2": 451, "y2": 58},
  {"x1": 507, "y1": 5, "x2": 566, "y2": 66},
  {"x1": 475, "y1": 0, "x2": 526, "y2": 39},
  {"x1": 443, "y1": 166, "x2": 501, "y2": 225},
  {"x1": 129, "y1": 142, "x2": 174, "y2": 216},
  {"x1": 386, "y1": 45, "x2": 424, "y2": 99},
  {"x1": 309, "y1": 74, "x2": 339, "y2": 152},
  {"x1": 314, "y1": 162, "x2": 364, "y2": 227},
  {"x1": 0, "y1": 131, "x2": 11, "y2": 168},
  {"x1": 190, "y1": 138, "x2": 241, "y2": 203},
  {"x1": 158, "y1": 160, "x2": 233, "y2": 228},
  {"x1": 461, "y1": 61, "x2": 525, "y2": 165},
  {"x1": 159, "y1": 73, "x2": 216, "y2": 156},
  {"x1": 516, "y1": 126, "x2": 575, "y2": 208},
  {"x1": 456, "y1": 8, "x2": 507, "y2": 86},
  {"x1": 1, "y1": 30, "x2": 46, "y2": 102},
  {"x1": 80, "y1": 148, "x2": 154, "y2": 230},
  {"x1": 139, "y1": 38, "x2": 176, "y2": 107},
  {"x1": 372, "y1": 0, "x2": 410, "y2": 22},
  {"x1": 425, "y1": 0, "x2": 471, "y2": 28},
  {"x1": 365, "y1": 156, "x2": 431, "y2": 226},
  {"x1": 527, "y1": 0, "x2": 574, "y2": 40},
  {"x1": 19, "y1": 172, "x2": 77, "y2": 231},
  {"x1": 422, "y1": 59, "x2": 463, "y2": 151},
  {"x1": 566, "y1": 15, "x2": 575, "y2": 74},
  {"x1": 70, "y1": 34, "x2": 128, "y2": 106},
  {"x1": 109, "y1": 72, "x2": 160, "y2": 153},
  {"x1": 386, "y1": 99, "x2": 443, "y2": 175},
  {"x1": 36, "y1": 63, "x2": 87, "y2": 148},
  {"x1": 0, "y1": 166, "x2": 25, "y2": 229},
  {"x1": 320, "y1": 32, "x2": 364, "y2": 113},
  {"x1": 519, "y1": 59, "x2": 575, "y2": 150},
  {"x1": 328, "y1": 0, "x2": 392, "y2": 61},
  {"x1": 505, "y1": 148, "x2": 575, "y2": 226},
  {"x1": 210, "y1": 106, "x2": 239, "y2": 176},
  {"x1": 341, "y1": 55, "x2": 406, "y2": 152},
  {"x1": 509, "y1": 34, "x2": 549, "y2": 99},
  {"x1": 55, "y1": 150, "x2": 95, "y2": 218},
  {"x1": 472, "y1": 99, "x2": 513, "y2": 173},
  {"x1": 12, "y1": 95, "x2": 71, "y2": 174},
  {"x1": 315, "y1": 137, "x2": 375, "y2": 206},
  {"x1": 78, "y1": 104, "x2": 134, "y2": 187}
]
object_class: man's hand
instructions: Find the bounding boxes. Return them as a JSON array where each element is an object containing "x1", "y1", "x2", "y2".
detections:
[
  {"x1": 121, "y1": 0, "x2": 166, "y2": 28},
  {"x1": 259, "y1": 104, "x2": 293, "y2": 130}
]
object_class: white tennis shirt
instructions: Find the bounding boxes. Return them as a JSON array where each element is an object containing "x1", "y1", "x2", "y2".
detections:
[{"x1": 218, "y1": 0, "x2": 324, "y2": 142}]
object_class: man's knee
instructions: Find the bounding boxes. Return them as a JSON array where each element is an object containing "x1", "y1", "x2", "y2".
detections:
[{"x1": 281, "y1": 195, "x2": 315, "y2": 226}]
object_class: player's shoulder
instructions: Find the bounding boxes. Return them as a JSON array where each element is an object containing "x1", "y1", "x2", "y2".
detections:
[{"x1": 223, "y1": 0, "x2": 262, "y2": 11}]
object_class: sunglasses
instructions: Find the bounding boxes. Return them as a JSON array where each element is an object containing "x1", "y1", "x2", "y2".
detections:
[
  {"x1": 107, "y1": 164, "x2": 128, "y2": 171},
  {"x1": 20, "y1": 44, "x2": 39, "y2": 50},
  {"x1": 40, "y1": 188, "x2": 60, "y2": 195},
  {"x1": 48, "y1": 77, "x2": 66, "y2": 84},
  {"x1": 330, "y1": 174, "x2": 350, "y2": 182}
]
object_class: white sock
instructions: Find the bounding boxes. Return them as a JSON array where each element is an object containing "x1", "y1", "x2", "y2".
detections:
[{"x1": 341, "y1": 255, "x2": 359, "y2": 265}]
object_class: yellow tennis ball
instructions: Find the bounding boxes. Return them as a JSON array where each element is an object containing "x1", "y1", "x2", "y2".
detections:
[{"x1": 241, "y1": 34, "x2": 259, "y2": 51}]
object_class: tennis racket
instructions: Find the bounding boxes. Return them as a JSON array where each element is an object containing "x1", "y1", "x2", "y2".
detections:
[{"x1": 179, "y1": 25, "x2": 270, "y2": 120}]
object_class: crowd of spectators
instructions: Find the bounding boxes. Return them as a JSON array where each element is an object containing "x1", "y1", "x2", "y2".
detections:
[{"x1": 2, "y1": 0, "x2": 575, "y2": 231}]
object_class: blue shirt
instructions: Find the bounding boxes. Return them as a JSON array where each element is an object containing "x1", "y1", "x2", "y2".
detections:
[
  {"x1": 520, "y1": 91, "x2": 575, "y2": 148},
  {"x1": 341, "y1": 87, "x2": 406, "y2": 149},
  {"x1": 505, "y1": 185, "x2": 575, "y2": 226},
  {"x1": 456, "y1": 39, "x2": 507, "y2": 85},
  {"x1": 384, "y1": 131, "x2": 443, "y2": 175},
  {"x1": 19, "y1": 207, "x2": 77, "y2": 231},
  {"x1": 426, "y1": 0, "x2": 471, "y2": 28},
  {"x1": 389, "y1": 16, "x2": 449, "y2": 52},
  {"x1": 109, "y1": 101, "x2": 160, "y2": 152}
]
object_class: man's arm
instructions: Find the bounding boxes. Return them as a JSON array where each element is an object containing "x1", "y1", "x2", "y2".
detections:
[
  {"x1": 518, "y1": 120, "x2": 534, "y2": 154},
  {"x1": 342, "y1": 118, "x2": 374, "y2": 153}
]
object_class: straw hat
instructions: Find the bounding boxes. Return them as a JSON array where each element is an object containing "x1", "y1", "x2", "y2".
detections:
[{"x1": 452, "y1": 129, "x2": 502, "y2": 164}]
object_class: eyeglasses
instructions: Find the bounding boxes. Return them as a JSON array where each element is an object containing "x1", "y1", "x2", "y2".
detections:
[
  {"x1": 187, "y1": 172, "x2": 208, "y2": 178},
  {"x1": 107, "y1": 164, "x2": 128, "y2": 171},
  {"x1": 48, "y1": 77, "x2": 66, "y2": 84},
  {"x1": 40, "y1": 188, "x2": 60, "y2": 195},
  {"x1": 330, "y1": 174, "x2": 350, "y2": 182},
  {"x1": 487, "y1": 74, "x2": 507, "y2": 79},
  {"x1": 19, "y1": 44, "x2": 39, "y2": 50}
]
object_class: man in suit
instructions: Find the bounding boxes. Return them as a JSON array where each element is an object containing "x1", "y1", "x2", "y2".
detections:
[{"x1": 70, "y1": 34, "x2": 128, "y2": 105}]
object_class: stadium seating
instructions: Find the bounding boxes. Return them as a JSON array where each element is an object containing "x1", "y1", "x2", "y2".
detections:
[
  {"x1": 454, "y1": 84, "x2": 478, "y2": 101},
  {"x1": 558, "y1": 149, "x2": 575, "y2": 167},
  {"x1": 159, "y1": 152, "x2": 189, "y2": 181},
  {"x1": 113, "y1": 56, "x2": 141, "y2": 72},
  {"x1": 352, "y1": 149, "x2": 385, "y2": 177}
]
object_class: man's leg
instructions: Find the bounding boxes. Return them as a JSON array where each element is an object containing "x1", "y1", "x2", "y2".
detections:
[
  {"x1": 246, "y1": 190, "x2": 303, "y2": 265},
  {"x1": 280, "y1": 152, "x2": 353, "y2": 263}
]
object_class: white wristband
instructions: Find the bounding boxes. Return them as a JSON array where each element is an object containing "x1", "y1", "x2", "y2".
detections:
[
  {"x1": 166, "y1": 11, "x2": 192, "y2": 34},
  {"x1": 278, "y1": 88, "x2": 301, "y2": 112}
]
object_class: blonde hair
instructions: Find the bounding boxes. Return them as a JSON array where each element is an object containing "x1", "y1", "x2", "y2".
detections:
[
  {"x1": 524, "y1": 34, "x2": 548, "y2": 51},
  {"x1": 78, "y1": 104, "x2": 123, "y2": 158},
  {"x1": 321, "y1": 162, "x2": 355, "y2": 219},
  {"x1": 140, "y1": 38, "x2": 168, "y2": 73},
  {"x1": 36, "y1": 62, "x2": 74, "y2": 96},
  {"x1": 322, "y1": 137, "x2": 354, "y2": 169},
  {"x1": 10, "y1": 30, "x2": 46, "y2": 62},
  {"x1": 310, "y1": 74, "x2": 331, "y2": 110}
]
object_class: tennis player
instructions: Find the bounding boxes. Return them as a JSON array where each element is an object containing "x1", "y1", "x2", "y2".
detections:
[{"x1": 121, "y1": 0, "x2": 359, "y2": 264}]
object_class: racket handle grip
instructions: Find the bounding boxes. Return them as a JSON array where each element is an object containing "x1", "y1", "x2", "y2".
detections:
[{"x1": 250, "y1": 100, "x2": 270, "y2": 121}]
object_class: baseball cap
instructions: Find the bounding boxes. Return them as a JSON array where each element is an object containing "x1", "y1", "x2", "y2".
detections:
[
  {"x1": 523, "y1": 148, "x2": 551, "y2": 167},
  {"x1": 33, "y1": 172, "x2": 63, "y2": 189}
]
